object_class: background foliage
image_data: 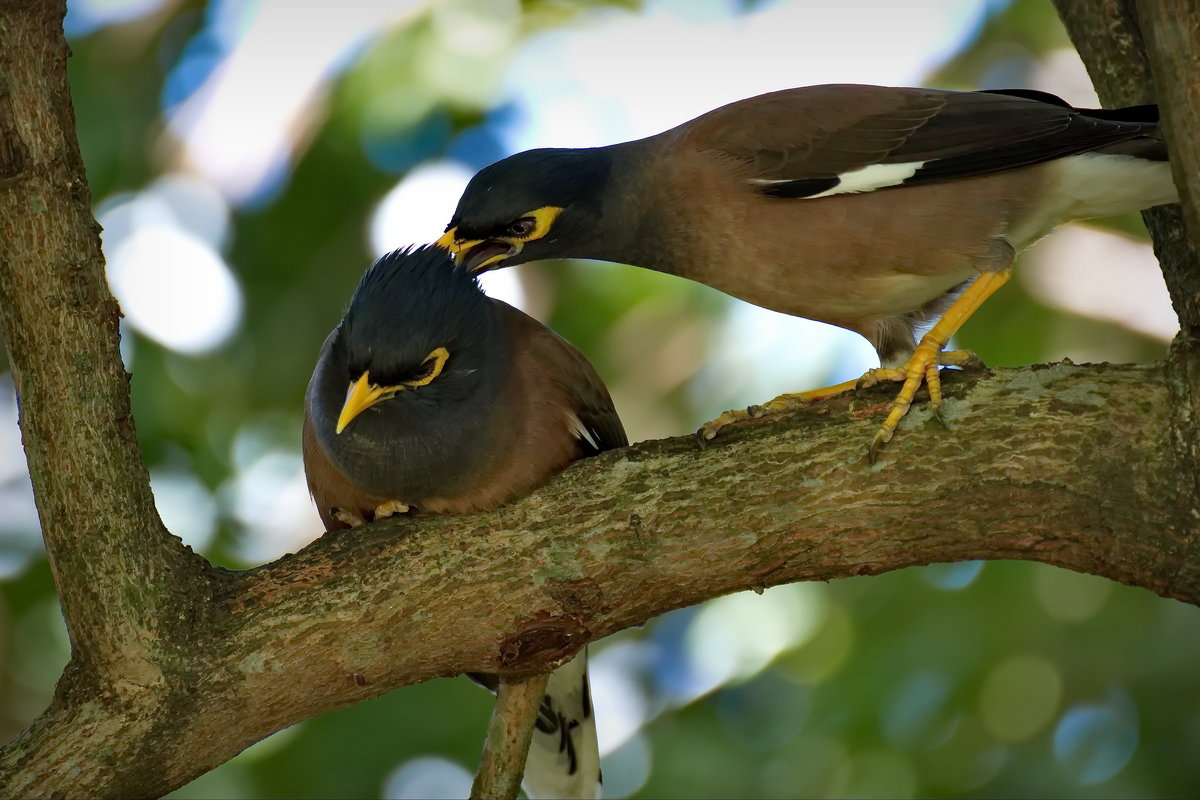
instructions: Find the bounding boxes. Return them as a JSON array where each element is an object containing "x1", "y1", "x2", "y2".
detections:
[{"x1": 1, "y1": 0, "x2": 1196, "y2": 797}]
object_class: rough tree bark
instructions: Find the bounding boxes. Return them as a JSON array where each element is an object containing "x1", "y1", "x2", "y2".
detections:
[
  {"x1": 0, "y1": 0, "x2": 1195, "y2": 797},
  {"x1": 471, "y1": 674, "x2": 551, "y2": 800}
]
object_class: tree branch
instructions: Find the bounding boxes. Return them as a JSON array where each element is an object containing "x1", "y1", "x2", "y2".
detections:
[
  {"x1": 0, "y1": 1, "x2": 1198, "y2": 798},
  {"x1": 3, "y1": 359, "x2": 1198, "y2": 797},
  {"x1": 0, "y1": 0, "x2": 217, "y2": 676},
  {"x1": 1052, "y1": 0, "x2": 1200, "y2": 642},
  {"x1": 470, "y1": 674, "x2": 550, "y2": 800}
]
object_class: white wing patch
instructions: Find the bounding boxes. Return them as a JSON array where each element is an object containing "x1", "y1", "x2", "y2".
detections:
[
  {"x1": 751, "y1": 160, "x2": 927, "y2": 198},
  {"x1": 808, "y1": 160, "x2": 927, "y2": 198}
]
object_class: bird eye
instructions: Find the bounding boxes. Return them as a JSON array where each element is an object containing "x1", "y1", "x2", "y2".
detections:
[
  {"x1": 505, "y1": 217, "x2": 537, "y2": 238},
  {"x1": 406, "y1": 362, "x2": 435, "y2": 383},
  {"x1": 403, "y1": 347, "x2": 450, "y2": 387}
]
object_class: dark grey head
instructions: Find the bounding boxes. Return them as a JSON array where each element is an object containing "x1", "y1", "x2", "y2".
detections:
[
  {"x1": 308, "y1": 245, "x2": 510, "y2": 499},
  {"x1": 438, "y1": 147, "x2": 614, "y2": 271}
]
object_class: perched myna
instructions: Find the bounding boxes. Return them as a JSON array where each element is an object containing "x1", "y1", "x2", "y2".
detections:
[
  {"x1": 303, "y1": 245, "x2": 626, "y2": 799},
  {"x1": 437, "y1": 84, "x2": 1178, "y2": 458}
]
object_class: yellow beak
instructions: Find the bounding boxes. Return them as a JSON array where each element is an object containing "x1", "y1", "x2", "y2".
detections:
[
  {"x1": 435, "y1": 227, "x2": 515, "y2": 271},
  {"x1": 437, "y1": 228, "x2": 483, "y2": 261},
  {"x1": 336, "y1": 372, "x2": 389, "y2": 434}
]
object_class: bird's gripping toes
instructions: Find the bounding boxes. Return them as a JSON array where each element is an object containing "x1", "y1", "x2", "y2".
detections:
[{"x1": 698, "y1": 269, "x2": 1008, "y2": 461}]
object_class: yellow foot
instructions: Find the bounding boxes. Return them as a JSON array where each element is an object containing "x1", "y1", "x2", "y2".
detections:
[
  {"x1": 695, "y1": 349, "x2": 985, "y2": 456},
  {"x1": 866, "y1": 349, "x2": 984, "y2": 463},
  {"x1": 697, "y1": 378, "x2": 860, "y2": 443},
  {"x1": 373, "y1": 500, "x2": 411, "y2": 519},
  {"x1": 864, "y1": 267, "x2": 1009, "y2": 461},
  {"x1": 699, "y1": 269, "x2": 1009, "y2": 457}
]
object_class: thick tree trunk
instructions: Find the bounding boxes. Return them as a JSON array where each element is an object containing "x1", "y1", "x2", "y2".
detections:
[
  {"x1": 0, "y1": 0, "x2": 1196, "y2": 797},
  {"x1": 1051, "y1": 0, "x2": 1200, "y2": 609}
]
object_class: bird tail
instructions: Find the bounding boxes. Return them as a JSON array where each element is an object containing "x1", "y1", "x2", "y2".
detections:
[{"x1": 522, "y1": 649, "x2": 602, "y2": 799}]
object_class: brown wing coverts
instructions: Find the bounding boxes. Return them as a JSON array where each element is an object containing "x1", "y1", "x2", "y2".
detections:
[{"x1": 679, "y1": 84, "x2": 1162, "y2": 197}]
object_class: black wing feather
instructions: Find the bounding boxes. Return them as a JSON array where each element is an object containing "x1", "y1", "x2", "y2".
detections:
[
  {"x1": 572, "y1": 387, "x2": 628, "y2": 455},
  {"x1": 679, "y1": 84, "x2": 1161, "y2": 197}
]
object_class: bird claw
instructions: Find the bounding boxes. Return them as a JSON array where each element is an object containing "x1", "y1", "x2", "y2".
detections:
[
  {"x1": 698, "y1": 344, "x2": 975, "y2": 457},
  {"x1": 695, "y1": 403, "x2": 787, "y2": 443},
  {"x1": 932, "y1": 404, "x2": 949, "y2": 429},
  {"x1": 373, "y1": 500, "x2": 411, "y2": 519},
  {"x1": 868, "y1": 429, "x2": 890, "y2": 465},
  {"x1": 332, "y1": 508, "x2": 367, "y2": 528},
  {"x1": 856, "y1": 367, "x2": 904, "y2": 394},
  {"x1": 864, "y1": 345, "x2": 981, "y2": 460},
  {"x1": 697, "y1": 408, "x2": 744, "y2": 443},
  {"x1": 956, "y1": 351, "x2": 986, "y2": 371},
  {"x1": 330, "y1": 501, "x2": 410, "y2": 528},
  {"x1": 697, "y1": 379, "x2": 861, "y2": 442}
]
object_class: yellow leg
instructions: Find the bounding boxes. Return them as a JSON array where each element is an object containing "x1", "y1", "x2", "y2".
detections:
[
  {"x1": 696, "y1": 269, "x2": 1008, "y2": 457},
  {"x1": 867, "y1": 268, "x2": 1011, "y2": 462},
  {"x1": 697, "y1": 378, "x2": 862, "y2": 442},
  {"x1": 858, "y1": 349, "x2": 983, "y2": 426}
]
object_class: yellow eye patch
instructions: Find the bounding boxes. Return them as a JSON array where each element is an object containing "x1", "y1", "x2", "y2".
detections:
[
  {"x1": 335, "y1": 348, "x2": 452, "y2": 434},
  {"x1": 405, "y1": 347, "x2": 449, "y2": 387},
  {"x1": 509, "y1": 205, "x2": 563, "y2": 241}
]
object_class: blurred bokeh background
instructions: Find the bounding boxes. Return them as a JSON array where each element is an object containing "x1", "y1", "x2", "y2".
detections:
[{"x1": 1, "y1": 0, "x2": 1196, "y2": 797}]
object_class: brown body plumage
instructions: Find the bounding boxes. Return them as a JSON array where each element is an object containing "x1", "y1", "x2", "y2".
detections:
[
  {"x1": 303, "y1": 300, "x2": 620, "y2": 524},
  {"x1": 438, "y1": 84, "x2": 1177, "y2": 451}
]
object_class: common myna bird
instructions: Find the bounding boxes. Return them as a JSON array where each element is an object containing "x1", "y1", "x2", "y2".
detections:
[
  {"x1": 437, "y1": 84, "x2": 1178, "y2": 459},
  {"x1": 303, "y1": 245, "x2": 626, "y2": 799}
]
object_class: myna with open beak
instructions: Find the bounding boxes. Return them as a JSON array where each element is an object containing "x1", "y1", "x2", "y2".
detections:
[
  {"x1": 437, "y1": 84, "x2": 1178, "y2": 460},
  {"x1": 303, "y1": 245, "x2": 626, "y2": 799}
]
